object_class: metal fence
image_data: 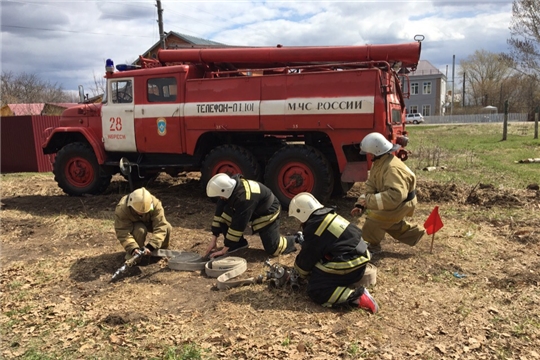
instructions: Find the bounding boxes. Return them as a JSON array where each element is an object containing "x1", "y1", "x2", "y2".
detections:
[
  {"x1": 0, "y1": 115, "x2": 60, "y2": 173},
  {"x1": 425, "y1": 113, "x2": 528, "y2": 124}
]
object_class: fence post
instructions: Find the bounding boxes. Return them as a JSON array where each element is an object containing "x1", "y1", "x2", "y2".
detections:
[
  {"x1": 535, "y1": 106, "x2": 539, "y2": 140},
  {"x1": 501, "y1": 100, "x2": 508, "y2": 141}
]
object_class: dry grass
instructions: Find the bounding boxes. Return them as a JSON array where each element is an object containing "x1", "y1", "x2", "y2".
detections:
[{"x1": 1, "y1": 161, "x2": 540, "y2": 359}]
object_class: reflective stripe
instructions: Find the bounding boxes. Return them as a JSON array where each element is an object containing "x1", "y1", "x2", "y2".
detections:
[
  {"x1": 315, "y1": 213, "x2": 337, "y2": 236},
  {"x1": 228, "y1": 228, "x2": 244, "y2": 237},
  {"x1": 252, "y1": 210, "x2": 280, "y2": 232},
  {"x1": 323, "y1": 286, "x2": 354, "y2": 307},
  {"x1": 315, "y1": 253, "x2": 370, "y2": 275},
  {"x1": 221, "y1": 213, "x2": 232, "y2": 223},
  {"x1": 241, "y1": 179, "x2": 251, "y2": 200},
  {"x1": 405, "y1": 165, "x2": 415, "y2": 176},
  {"x1": 226, "y1": 227, "x2": 244, "y2": 242},
  {"x1": 272, "y1": 236, "x2": 287, "y2": 256},
  {"x1": 213, "y1": 214, "x2": 231, "y2": 227},
  {"x1": 225, "y1": 232, "x2": 242, "y2": 242},
  {"x1": 247, "y1": 180, "x2": 261, "y2": 193},
  {"x1": 375, "y1": 193, "x2": 383, "y2": 209},
  {"x1": 241, "y1": 179, "x2": 261, "y2": 201},
  {"x1": 294, "y1": 263, "x2": 310, "y2": 278},
  {"x1": 326, "y1": 215, "x2": 349, "y2": 238}
]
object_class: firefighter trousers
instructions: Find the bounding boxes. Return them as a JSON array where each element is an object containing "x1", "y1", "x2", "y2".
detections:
[
  {"x1": 124, "y1": 221, "x2": 172, "y2": 259},
  {"x1": 362, "y1": 217, "x2": 425, "y2": 247},
  {"x1": 218, "y1": 219, "x2": 296, "y2": 256},
  {"x1": 307, "y1": 265, "x2": 367, "y2": 308}
]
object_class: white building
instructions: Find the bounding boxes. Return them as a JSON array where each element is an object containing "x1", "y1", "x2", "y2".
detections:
[{"x1": 402, "y1": 60, "x2": 447, "y2": 116}]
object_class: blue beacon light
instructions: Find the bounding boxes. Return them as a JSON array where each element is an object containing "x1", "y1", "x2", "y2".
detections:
[{"x1": 105, "y1": 59, "x2": 114, "y2": 73}]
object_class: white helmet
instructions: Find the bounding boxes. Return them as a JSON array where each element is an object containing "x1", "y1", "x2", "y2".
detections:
[
  {"x1": 206, "y1": 173, "x2": 237, "y2": 198},
  {"x1": 127, "y1": 187, "x2": 154, "y2": 213},
  {"x1": 288, "y1": 192, "x2": 324, "y2": 223},
  {"x1": 360, "y1": 132, "x2": 400, "y2": 156}
]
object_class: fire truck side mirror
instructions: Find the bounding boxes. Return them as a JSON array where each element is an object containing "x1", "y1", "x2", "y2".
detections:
[{"x1": 119, "y1": 157, "x2": 131, "y2": 176}]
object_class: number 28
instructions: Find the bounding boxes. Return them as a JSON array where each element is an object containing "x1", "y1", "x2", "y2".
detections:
[{"x1": 109, "y1": 117, "x2": 122, "y2": 131}]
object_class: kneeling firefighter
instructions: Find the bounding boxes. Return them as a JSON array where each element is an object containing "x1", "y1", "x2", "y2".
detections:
[
  {"x1": 289, "y1": 192, "x2": 379, "y2": 313},
  {"x1": 205, "y1": 173, "x2": 297, "y2": 258},
  {"x1": 114, "y1": 187, "x2": 172, "y2": 260}
]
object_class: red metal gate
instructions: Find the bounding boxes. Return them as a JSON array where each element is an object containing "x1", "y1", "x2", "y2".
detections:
[{"x1": 1, "y1": 115, "x2": 60, "y2": 173}]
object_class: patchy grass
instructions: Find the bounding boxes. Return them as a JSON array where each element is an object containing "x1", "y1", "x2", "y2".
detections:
[
  {"x1": 406, "y1": 123, "x2": 539, "y2": 188},
  {"x1": 1, "y1": 150, "x2": 539, "y2": 359}
]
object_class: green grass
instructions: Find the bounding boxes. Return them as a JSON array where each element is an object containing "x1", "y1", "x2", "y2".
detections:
[
  {"x1": 406, "y1": 123, "x2": 539, "y2": 188},
  {"x1": 161, "y1": 343, "x2": 208, "y2": 360}
]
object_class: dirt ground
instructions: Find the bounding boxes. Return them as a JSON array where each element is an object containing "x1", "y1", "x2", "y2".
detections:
[{"x1": 1, "y1": 172, "x2": 539, "y2": 359}]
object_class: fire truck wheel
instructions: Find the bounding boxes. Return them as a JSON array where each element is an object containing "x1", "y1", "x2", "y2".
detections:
[
  {"x1": 264, "y1": 145, "x2": 334, "y2": 208},
  {"x1": 53, "y1": 142, "x2": 111, "y2": 196},
  {"x1": 200, "y1": 145, "x2": 261, "y2": 188}
]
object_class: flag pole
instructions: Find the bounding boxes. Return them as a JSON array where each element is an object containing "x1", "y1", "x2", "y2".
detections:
[
  {"x1": 429, "y1": 212, "x2": 439, "y2": 254},
  {"x1": 424, "y1": 206, "x2": 443, "y2": 255}
]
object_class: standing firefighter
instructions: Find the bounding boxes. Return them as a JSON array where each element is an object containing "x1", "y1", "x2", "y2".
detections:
[
  {"x1": 114, "y1": 187, "x2": 172, "y2": 260},
  {"x1": 351, "y1": 132, "x2": 425, "y2": 253},
  {"x1": 205, "y1": 173, "x2": 297, "y2": 258},
  {"x1": 288, "y1": 192, "x2": 378, "y2": 313}
]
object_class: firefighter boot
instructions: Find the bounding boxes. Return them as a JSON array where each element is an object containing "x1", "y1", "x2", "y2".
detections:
[
  {"x1": 283, "y1": 235, "x2": 298, "y2": 254},
  {"x1": 358, "y1": 289, "x2": 379, "y2": 314},
  {"x1": 367, "y1": 243, "x2": 382, "y2": 255},
  {"x1": 349, "y1": 288, "x2": 379, "y2": 314}
]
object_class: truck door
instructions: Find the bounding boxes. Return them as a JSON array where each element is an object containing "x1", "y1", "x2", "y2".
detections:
[
  {"x1": 101, "y1": 78, "x2": 137, "y2": 152},
  {"x1": 134, "y1": 76, "x2": 182, "y2": 154}
]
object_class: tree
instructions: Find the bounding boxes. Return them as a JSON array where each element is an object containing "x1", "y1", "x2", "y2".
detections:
[
  {"x1": 459, "y1": 50, "x2": 517, "y2": 111},
  {"x1": 0, "y1": 71, "x2": 72, "y2": 106},
  {"x1": 88, "y1": 71, "x2": 107, "y2": 98},
  {"x1": 508, "y1": 0, "x2": 540, "y2": 76},
  {"x1": 507, "y1": 0, "x2": 540, "y2": 119}
]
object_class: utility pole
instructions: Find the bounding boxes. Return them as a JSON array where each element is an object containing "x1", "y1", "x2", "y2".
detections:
[
  {"x1": 156, "y1": 0, "x2": 165, "y2": 49},
  {"x1": 502, "y1": 100, "x2": 508, "y2": 141},
  {"x1": 462, "y1": 72, "x2": 466, "y2": 107},
  {"x1": 451, "y1": 55, "x2": 455, "y2": 115}
]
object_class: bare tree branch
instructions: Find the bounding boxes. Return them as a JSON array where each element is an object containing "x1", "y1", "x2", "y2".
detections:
[{"x1": 1, "y1": 71, "x2": 72, "y2": 106}]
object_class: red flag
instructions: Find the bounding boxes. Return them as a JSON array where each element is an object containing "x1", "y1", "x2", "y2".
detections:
[{"x1": 424, "y1": 206, "x2": 444, "y2": 235}]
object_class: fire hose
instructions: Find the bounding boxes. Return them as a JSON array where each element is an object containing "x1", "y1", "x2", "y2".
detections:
[
  {"x1": 156, "y1": 249, "x2": 257, "y2": 290},
  {"x1": 111, "y1": 249, "x2": 303, "y2": 290},
  {"x1": 110, "y1": 251, "x2": 144, "y2": 282}
]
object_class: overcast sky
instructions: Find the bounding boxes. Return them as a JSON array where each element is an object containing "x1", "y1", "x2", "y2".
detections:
[{"x1": 1, "y1": 0, "x2": 515, "y2": 94}]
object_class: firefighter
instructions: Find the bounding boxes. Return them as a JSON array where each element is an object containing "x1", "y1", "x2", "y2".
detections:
[
  {"x1": 204, "y1": 173, "x2": 297, "y2": 258},
  {"x1": 288, "y1": 192, "x2": 378, "y2": 313},
  {"x1": 351, "y1": 132, "x2": 425, "y2": 253},
  {"x1": 114, "y1": 187, "x2": 172, "y2": 260}
]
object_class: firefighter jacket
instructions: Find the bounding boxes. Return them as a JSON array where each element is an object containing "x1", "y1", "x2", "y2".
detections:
[
  {"x1": 358, "y1": 153, "x2": 418, "y2": 223},
  {"x1": 294, "y1": 208, "x2": 370, "y2": 278},
  {"x1": 114, "y1": 194, "x2": 170, "y2": 254},
  {"x1": 211, "y1": 175, "x2": 281, "y2": 242}
]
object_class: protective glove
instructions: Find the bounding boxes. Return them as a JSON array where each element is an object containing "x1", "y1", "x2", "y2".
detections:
[{"x1": 132, "y1": 247, "x2": 151, "y2": 257}]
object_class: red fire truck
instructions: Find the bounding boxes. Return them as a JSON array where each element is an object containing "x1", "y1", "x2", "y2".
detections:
[{"x1": 43, "y1": 37, "x2": 422, "y2": 205}]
